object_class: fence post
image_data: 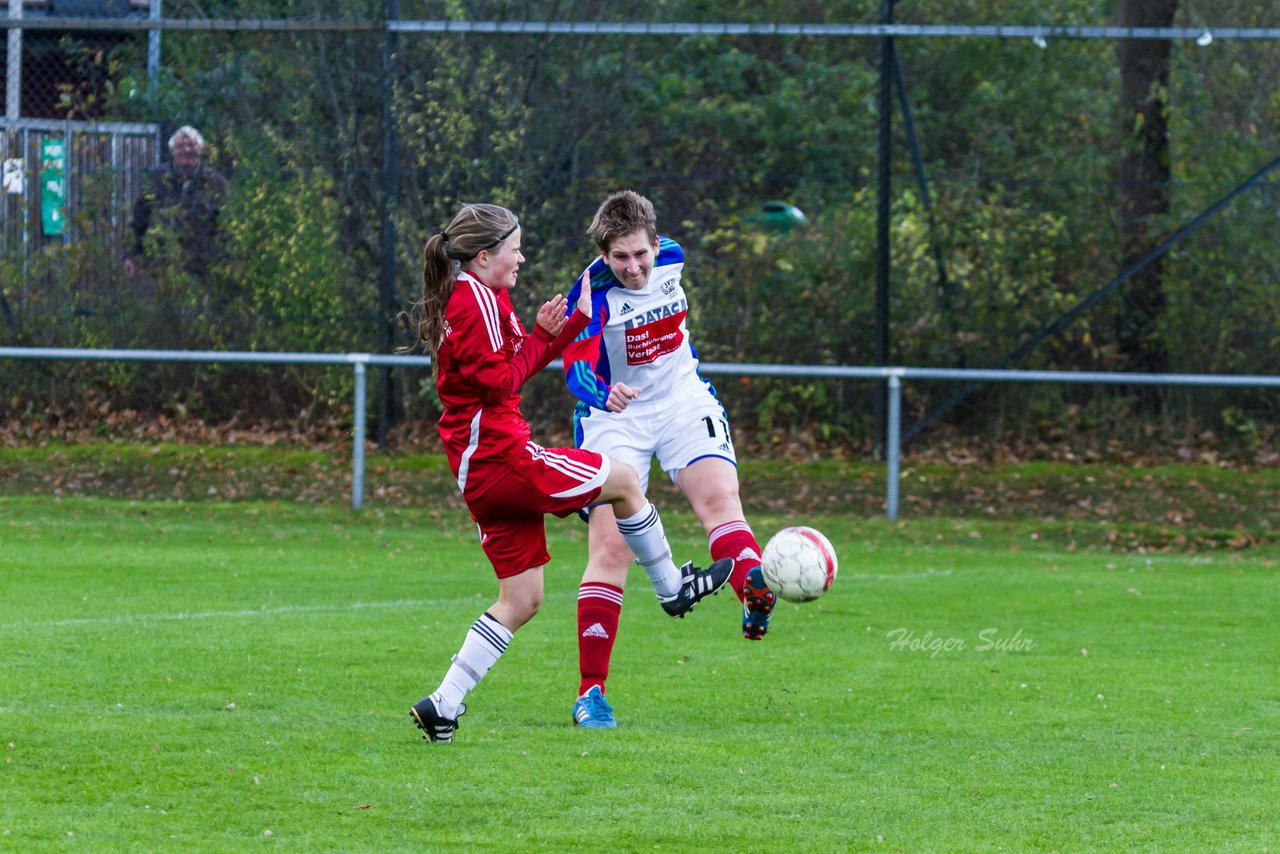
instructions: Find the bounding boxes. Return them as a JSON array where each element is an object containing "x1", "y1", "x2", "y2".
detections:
[
  {"x1": 376, "y1": 0, "x2": 400, "y2": 448},
  {"x1": 148, "y1": 0, "x2": 162, "y2": 79},
  {"x1": 5, "y1": 0, "x2": 21, "y2": 121},
  {"x1": 886, "y1": 369, "x2": 902, "y2": 521},
  {"x1": 352, "y1": 357, "x2": 367, "y2": 509},
  {"x1": 873, "y1": 0, "x2": 895, "y2": 454}
]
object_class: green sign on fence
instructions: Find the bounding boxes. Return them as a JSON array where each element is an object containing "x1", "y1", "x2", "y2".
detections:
[{"x1": 40, "y1": 139, "x2": 67, "y2": 237}]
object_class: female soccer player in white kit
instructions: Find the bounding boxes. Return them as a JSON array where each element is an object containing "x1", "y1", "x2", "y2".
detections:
[{"x1": 562, "y1": 191, "x2": 778, "y2": 729}]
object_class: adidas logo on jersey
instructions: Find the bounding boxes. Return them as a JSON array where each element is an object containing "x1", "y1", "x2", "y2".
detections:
[
  {"x1": 618, "y1": 302, "x2": 634, "y2": 315},
  {"x1": 581, "y1": 622, "x2": 610, "y2": 639}
]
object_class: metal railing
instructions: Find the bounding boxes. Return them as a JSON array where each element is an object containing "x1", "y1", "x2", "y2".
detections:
[{"x1": 2, "y1": 346, "x2": 1278, "y2": 517}]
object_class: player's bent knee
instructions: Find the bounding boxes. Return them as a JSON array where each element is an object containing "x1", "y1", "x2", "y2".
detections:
[
  {"x1": 504, "y1": 595, "x2": 541, "y2": 629},
  {"x1": 515, "y1": 586, "x2": 543, "y2": 617},
  {"x1": 708, "y1": 493, "x2": 745, "y2": 519},
  {"x1": 692, "y1": 487, "x2": 745, "y2": 524},
  {"x1": 606, "y1": 458, "x2": 641, "y2": 493},
  {"x1": 497, "y1": 566, "x2": 545, "y2": 628},
  {"x1": 598, "y1": 460, "x2": 644, "y2": 512},
  {"x1": 605, "y1": 536, "x2": 634, "y2": 568},
  {"x1": 590, "y1": 545, "x2": 633, "y2": 579}
]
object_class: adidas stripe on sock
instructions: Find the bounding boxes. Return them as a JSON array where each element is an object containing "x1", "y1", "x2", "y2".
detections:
[
  {"x1": 615, "y1": 502, "x2": 681, "y2": 598},
  {"x1": 436, "y1": 611, "x2": 512, "y2": 717},
  {"x1": 578, "y1": 582, "x2": 623, "y2": 695}
]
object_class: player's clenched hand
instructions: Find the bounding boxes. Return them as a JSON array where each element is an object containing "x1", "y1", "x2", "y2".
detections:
[
  {"x1": 606, "y1": 382, "x2": 640, "y2": 413},
  {"x1": 537, "y1": 293, "x2": 568, "y2": 336},
  {"x1": 575, "y1": 268, "x2": 592, "y2": 318}
]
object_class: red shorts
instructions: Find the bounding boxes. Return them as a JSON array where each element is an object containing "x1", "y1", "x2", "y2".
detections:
[{"x1": 465, "y1": 443, "x2": 609, "y2": 578}]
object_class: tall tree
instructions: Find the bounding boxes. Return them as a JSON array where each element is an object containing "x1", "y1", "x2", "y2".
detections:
[{"x1": 1115, "y1": 0, "x2": 1178, "y2": 374}]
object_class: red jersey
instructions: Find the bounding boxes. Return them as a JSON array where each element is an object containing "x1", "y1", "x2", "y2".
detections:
[{"x1": 435, "y1": 271, "x2": 588, "y2": 498}]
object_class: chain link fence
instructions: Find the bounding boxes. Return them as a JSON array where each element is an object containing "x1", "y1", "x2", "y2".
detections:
[{"x1": 1, "y1": 1, "x2": 1277, "y2": 454}]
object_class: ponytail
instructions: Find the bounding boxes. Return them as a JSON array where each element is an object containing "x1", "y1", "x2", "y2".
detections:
[{"x1": 400, "y1": 203, "x2": 520, "y2": 363}]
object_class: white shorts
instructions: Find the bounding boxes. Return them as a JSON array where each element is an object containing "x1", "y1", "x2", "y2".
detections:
[{"x1": 576, "y1": 384, "x2": 736, "y2": 493}]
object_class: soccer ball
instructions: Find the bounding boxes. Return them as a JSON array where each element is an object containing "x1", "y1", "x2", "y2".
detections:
[{"x1": 761, "y1": 526, "x2": 838, "y2": 603}]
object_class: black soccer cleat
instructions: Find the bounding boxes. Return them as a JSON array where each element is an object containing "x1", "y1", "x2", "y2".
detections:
[
  {"x1": 659, "y1": 558, "x2": 734, "y2": 618},
  {"x1": 410, "y1": 694, "x2": 465, "y2": 743}
]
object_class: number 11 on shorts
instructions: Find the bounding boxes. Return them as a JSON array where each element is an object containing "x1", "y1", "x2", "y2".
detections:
[{"x1": 703, "y1": 415, "x2": 729, "y2": 440}]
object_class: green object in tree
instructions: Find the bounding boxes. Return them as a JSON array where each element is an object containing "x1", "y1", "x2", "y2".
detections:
[
  {"x1": 752, "y1": 200, "x2": 806, "y2": 233},
  {"x1": 40, "y1": 139, "x2": 66, "y2": 237}
]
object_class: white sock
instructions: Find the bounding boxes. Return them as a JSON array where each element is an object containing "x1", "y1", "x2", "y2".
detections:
[
  {"x1": 615, "y1": 502, "x2": 682, "y2": 599},
  {"x1": 435, "y1": 612, "x2": 512, "y2": 717}
]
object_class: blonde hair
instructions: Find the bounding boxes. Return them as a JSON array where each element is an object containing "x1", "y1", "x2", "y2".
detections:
[
  {"x1": 403, "y1": 203, "x2": 520, "y2": 360},
  {"x1": 588, "y1": 190, "x2": 657, "y2": 251}
]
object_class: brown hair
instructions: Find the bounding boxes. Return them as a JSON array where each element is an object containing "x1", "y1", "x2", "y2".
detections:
[
  {"x1": 402, "y1": 203, "x2": 519, "y2": 360},
  {"x1": 587, "y1": 190, "x2": 657, "y2": 252}
]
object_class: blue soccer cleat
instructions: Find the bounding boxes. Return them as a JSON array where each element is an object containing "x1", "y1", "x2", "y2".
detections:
[
  {"x1": 572, "y1": 684, "x2": 617, "y2": 729},
  {"x1": 741, "y1": 565, "x2": 777, "y2": 640}
]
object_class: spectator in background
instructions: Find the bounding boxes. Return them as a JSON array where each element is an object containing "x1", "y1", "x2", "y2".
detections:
[{"x1": 125, "y1": 125, "x2": 229, "y2": 278}]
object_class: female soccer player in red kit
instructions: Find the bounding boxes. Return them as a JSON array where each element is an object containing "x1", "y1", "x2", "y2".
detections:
[{"x1": 403, "y1": 203, "x2": 731, "y2": 742}]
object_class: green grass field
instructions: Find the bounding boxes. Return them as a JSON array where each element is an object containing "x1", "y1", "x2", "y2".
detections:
[{"x1": 3, "y1": 479, "x2": 1278, "y2": 852}]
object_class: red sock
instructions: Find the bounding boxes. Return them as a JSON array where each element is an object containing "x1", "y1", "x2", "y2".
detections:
[
  {"x1": 708, "y1": 520, "x2": 764, "y2": 603},
  {"x1": 577, "y1": 581, "x2": 623, "y2": 696}
]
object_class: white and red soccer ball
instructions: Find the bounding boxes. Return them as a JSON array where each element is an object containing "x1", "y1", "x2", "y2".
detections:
[{"x1": 761, "y1": 526, "x2": 838, "y2": 603}]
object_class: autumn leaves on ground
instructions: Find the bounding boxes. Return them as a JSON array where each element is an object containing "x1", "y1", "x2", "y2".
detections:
[{"x1": 2, "y1": 419, "x2": 1275, "y2": 554}]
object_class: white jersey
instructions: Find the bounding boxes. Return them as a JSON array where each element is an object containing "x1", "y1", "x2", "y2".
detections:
[
  {"x1": 563, "y1": 237, "x2": 714, "y2": 412},
  {"x1": 563, "y1": 237, "x2": 733, "y2": 485}
]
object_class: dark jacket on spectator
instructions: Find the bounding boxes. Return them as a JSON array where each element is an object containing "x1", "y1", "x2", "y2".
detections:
[{"x1": 128, "y1": 162, "x2": 230, "y2": 276}]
